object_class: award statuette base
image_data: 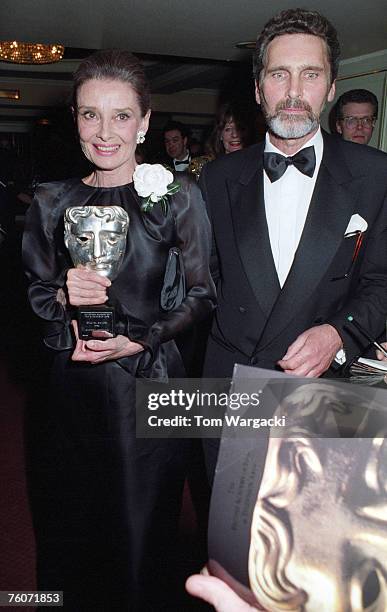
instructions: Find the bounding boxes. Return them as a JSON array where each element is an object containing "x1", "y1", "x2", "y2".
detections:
[{"x1": 77, "y1": 305, "x2": 115, "y2": 340}]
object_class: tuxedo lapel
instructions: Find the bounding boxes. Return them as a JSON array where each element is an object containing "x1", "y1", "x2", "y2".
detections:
[
  {"x1": 228, "y1": 146, "x2": 280, "y2": 318},
  {"x1": 257, "y1": 131, "x2": 363, "y2": 347}
]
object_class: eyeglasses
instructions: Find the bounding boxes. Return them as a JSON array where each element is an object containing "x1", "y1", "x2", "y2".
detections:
[{"x1": 340, "y1": 116, "x2": 375, "y2": 129}]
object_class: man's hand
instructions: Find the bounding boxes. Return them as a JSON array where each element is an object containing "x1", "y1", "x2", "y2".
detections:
[
  {"x1": 186, "y1": 575, "x2": 258, "y2": 612},
  {"x1": 67, "y1": 267, "x2": 111, "y2": 306},
  {"x1": 71, "y1": 320, "x2": 143, "y2": 364},
  {"x1": 376, "y1": 341, "x2": 387, "y2": 362},
  {"x1": 277, "y1": 324, "x2": 343, "y2": 377}
]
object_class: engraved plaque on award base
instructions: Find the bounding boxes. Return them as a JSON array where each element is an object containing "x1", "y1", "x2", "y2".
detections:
[{"x1": 77, "y1": 305, "x2": 115, "y2": 340}]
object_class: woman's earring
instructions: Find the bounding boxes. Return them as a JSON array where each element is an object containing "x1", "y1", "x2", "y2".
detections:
[{"x1": 136, "y1": 131, "x2": 146, "y2": 144}]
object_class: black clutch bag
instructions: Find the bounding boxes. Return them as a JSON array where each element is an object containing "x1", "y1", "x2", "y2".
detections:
[{"x1": 160, "y1": 247, "x2": 186, "y2": 311}]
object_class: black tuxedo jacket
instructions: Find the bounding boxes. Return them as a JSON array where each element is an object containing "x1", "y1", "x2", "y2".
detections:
[{"x1": 200, "y1": 131, "x2": 387, "y2": 377}]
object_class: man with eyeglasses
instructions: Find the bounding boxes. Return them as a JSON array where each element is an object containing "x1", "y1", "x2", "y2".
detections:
[{"x1": 335, "y1": 89, "x2": 378, "y2": 145}]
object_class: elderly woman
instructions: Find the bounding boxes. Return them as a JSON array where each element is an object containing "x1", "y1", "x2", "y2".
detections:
[{"x1": 23, "y1": 49, "x2": 215, "y2": 611}]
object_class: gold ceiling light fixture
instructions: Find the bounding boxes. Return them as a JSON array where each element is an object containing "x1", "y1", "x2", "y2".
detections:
[
  {"x1": 0, "y1": 41, "x2": 65, "y2": 64},
  {"x1": 0, "y1": 88, "x2": 20, "y2": 100}
]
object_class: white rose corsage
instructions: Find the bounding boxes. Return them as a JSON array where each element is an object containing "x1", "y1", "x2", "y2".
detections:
[{"x1": 133, "y1": 163, "x2": 180, "y2": 215}]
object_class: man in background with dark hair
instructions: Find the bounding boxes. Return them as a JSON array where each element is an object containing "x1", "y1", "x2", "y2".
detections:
[
  {"x1": 163, "y1": 120, "x2": 191, "y2": 171},
  {"x1": 335, "y1": 89, "x2": 378, "y2": 145}
]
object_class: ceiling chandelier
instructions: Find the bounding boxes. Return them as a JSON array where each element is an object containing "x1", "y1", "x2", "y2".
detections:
[{"x1": 0, "y1": 41, "x2": 64, "y2": 64}]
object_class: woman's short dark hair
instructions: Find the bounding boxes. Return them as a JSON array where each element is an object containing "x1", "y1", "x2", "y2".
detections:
[
  {"x1": 253, "y1": 8, "x2": 340, "y2": 85},
  {"x1": 73, "y1": 49, "x2": 150, "y2": 116}
]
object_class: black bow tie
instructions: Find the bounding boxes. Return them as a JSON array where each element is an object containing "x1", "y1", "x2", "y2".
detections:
[
  {"x1": 174, "y1": 158, "x2": 189, "y2": 166},
  {"x1": 263, "y1": 146, "x2": 316, "y2": 182}
]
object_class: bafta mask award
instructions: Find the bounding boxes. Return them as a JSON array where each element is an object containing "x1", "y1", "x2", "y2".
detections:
[
  {"x1": 209, "y1": 366, "x2": 387, "y2": 611},
  {"x1": 64, "y1": 205, "x2": 129, "y2": 340}
]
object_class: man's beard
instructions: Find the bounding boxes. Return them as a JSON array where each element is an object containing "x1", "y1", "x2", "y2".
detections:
[{"x1": 262, "y1": 98, "x2": 320, "y2": 139}]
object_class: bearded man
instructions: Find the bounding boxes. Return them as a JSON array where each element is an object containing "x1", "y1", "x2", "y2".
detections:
[{"x1": 200, "y1": 8, "x2": 387, "y2": 478}]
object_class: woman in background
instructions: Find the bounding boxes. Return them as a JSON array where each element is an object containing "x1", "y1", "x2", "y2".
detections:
[
  {"x1": 189, "y1": 101, "x2": 256, "y2": 180},
  {"x1": 209, "y1": 101, "x2": 253, "y2": 156}
]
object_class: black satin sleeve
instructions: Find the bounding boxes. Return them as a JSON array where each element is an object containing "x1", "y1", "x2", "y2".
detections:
[
  {"x1": 133, "y1": 175, "x2": 216, "y2": 370},
  {"x1": 22, "y1": 182, "x2": 74, "y2": 350}
]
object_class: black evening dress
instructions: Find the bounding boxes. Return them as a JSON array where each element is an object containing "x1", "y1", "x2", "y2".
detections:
[{"x1": 22, "y1": 175, "x2": 215, "y2": 611}]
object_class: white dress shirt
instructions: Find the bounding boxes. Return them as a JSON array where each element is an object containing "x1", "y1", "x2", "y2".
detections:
[
  {"x1": 173, "y1": 154, "x2": 190, "y2": 172},
  {"x1": 264, "y1": 128, "x2": 323, "y2": 287}
]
